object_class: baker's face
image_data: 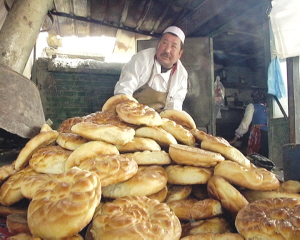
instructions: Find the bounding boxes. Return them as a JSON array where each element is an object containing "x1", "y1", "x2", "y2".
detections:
[{"x1": 156, "y1": 33, "x2": 183, "y2": 69}]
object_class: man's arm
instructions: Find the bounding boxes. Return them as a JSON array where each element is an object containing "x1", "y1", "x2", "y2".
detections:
[
  {"x1": 114, "y1": 49, "x2": 153, "y2": 96},
  {"x1": 165, "y1": 67, "x2": 188, "y2": 110}
]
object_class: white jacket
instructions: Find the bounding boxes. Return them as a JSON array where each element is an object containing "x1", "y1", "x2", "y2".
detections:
[{"x1": 114, "y1": 48, "x2": 188, "y2": 110}]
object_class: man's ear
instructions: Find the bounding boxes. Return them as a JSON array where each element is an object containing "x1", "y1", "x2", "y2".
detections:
[{"x1": 179, "y1": 49, "x2": 183, "y2": 58}]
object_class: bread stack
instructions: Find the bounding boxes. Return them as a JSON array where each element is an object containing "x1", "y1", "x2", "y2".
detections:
[{"x1": 0, "y1": 94, "x2": 299, "y2": 240}]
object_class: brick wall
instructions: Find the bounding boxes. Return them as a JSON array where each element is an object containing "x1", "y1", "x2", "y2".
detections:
[{"x1": 32, "y1": 58, "x2": 123, "y2": 130}]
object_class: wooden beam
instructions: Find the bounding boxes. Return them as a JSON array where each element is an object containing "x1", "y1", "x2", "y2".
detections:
[
  {"x1": 150, "y1": 4, "x2": 170, "y2": 34},
  {"x1": 208, "y1": 2, "x2": 263, "y2": 38},
  {"x1": 177, "y1": 0, "x2": 236, "y2": 36},
  {"x1": 287, "y1": 57, "x2": 300, "y2": 143},
  {"x1": 135, "y1": 0, "x2": 152, "y2": 32},
  {"x1": 119, "y1": 0, "x2": 131, "y2": 27}
]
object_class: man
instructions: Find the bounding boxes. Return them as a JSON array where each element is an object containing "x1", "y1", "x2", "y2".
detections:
[{"x1": 114, "y1": 26, "x2": 188, "y2": 112}]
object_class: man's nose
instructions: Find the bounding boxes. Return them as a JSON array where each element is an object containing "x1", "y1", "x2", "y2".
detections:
[{"x1": 164, "y1": 44, "x2": 171, "y2": 53}]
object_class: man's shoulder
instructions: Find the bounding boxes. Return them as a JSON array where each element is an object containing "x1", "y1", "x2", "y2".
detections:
[
  {"x1": 134, "y1": 48, "x2": 156, "y2": 57},
  {"x1": 177, "y1": 59, "x2": 188, "y2": 76}
]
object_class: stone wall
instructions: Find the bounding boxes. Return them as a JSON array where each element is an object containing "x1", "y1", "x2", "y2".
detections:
[{"x1": 32, "y1": 58, "x2": 123, "y2": 129}]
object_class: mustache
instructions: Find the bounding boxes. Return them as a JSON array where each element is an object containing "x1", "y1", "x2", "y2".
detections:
[{"x1": 160, "y1": 52, "x2": 170, "y2": 58}]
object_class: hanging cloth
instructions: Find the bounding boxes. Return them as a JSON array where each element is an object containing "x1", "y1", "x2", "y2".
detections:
[
  {"x1": 267, "y1": 57, "x2": 286, "y2": 99},
  {"x1": 247, "y1": 125, "x2": 262, "y2": 155}
]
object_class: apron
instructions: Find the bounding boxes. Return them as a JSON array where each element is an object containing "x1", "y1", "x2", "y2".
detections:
[
  {"x1": 133, "y1": 63, "x2": 173, "y2": 113},
  {"x1": 246, "y1": 124, "x2": 267, "y2": 155}
]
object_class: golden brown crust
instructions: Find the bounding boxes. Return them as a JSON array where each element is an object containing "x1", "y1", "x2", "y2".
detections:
[
  {"x1": 65, "y1": 141, "x2": 119, "y2": 170},
  {"x1": 279, "y1": 180, "x2": 300, "y2": 193},
  {"x1": 116, "y1": 137, "x2": 161, "y2": 153},
  {"x1": 214, "y1": 160, "x2": 280, "y2": 191},
  {"x1": 14, "y1": 130, "x2": 59, "y2": 171},
  {"x1": 40, "y1": 123, "x2": 52, "y2": 132},
  {"x1": 241, "y1": 189, "x2": 300, "y2": 202},
  {"x1": 77, "y1": 154, "x2": 138, "y2": 187},
  {"x1": 235, "y1": 197, "x2": 300, "y2": 240},
  {"x1": 165, "y1": 185, "x2": 192, "y2": 202},
  {"x1": 165, "y1": 165, "x2": 213, "y2": 185},
  {"x1": 91, "y1": 196, "x2": 181, "y2": 240},
  {"x1": 0, "y1": 162, "x2": 17, "y2": 185},
  {"x1": 169, "y1": 144, "x2": 225, "y2": 167},
  {"x1": 159, "y1": 109, "x2": 196, "y2": 130},
  {"x1": 27, "y1": 168, "x2": 101, "y2": 239},
  {"x1": 71, "y1": 121, "x2": 135, "y2": 145},
  {"x1": 102, "y1": 165, "x2": 168, "y2": 198},
  {"x1": 147, "y1": 185, "x2": 168, "y2": 202},
  {"x1": 102, "y1": 94, "x2": 138, "y2": 112},
  {"x1": 7, "y1": 233, "x2": 41, "y2": 240},
  {"x1": 201, "y1": 139, "x2": 251, "y2": 168},
  {"x1": 56, "y1": 132, "x2": 89, "y2": 151},
  {"x1": 29, "y1": 146, "x2": 71, "y2": 174},
  {"x1": 57, "y1": 117, "x2": 84, "y2": 133},
  {"x1": 21, "y1": 173, "x2": 53, "y2": 199},
  {"x1": 167, "y1": 198, "x2": 223, "y2": 221},
  {"x1": 181, "y1": 233, "x2": 244, "y2": 240},
  {"x1": 181, "y1": 217, "x2": 233, "y2": 237},
  {"x1": 0, "y1": 167, "x2": 38, "y2": 206},
  {"x1": 116, "y1": 101, "x2": 162, "y2": 127},
  {"x1": 207, "y1": 175, "x2": 249, "y2": 217},
  {"x1": 160, "y1": 118, "x2": 195, "y2": 146},
  {"x1": 123, "y1": 150, "x2": 171, "y2": 165},
  {"x1": 190, "y1": 128, "x2": 215, "y2": 143},
  {"x1": 135, "y1": 126, "x2": 177, "y2": 148}
]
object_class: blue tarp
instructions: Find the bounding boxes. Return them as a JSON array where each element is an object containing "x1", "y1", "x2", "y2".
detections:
[{"x1": 267, "y1": 58, "x2": 286, "y2": 99}]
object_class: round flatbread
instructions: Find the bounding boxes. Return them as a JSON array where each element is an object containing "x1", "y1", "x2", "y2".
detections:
[
  {"x1": 235, "y1": 197, "x2": 300, "y2": 240},
  {"x1": 207, "y1": 175, "x2": 249, "y2": 217},
  {"x1": 116, "y1": 101, "x2": 162, "y2": 127},
  {"x1": 77, "y1": 154, "x2": 138, "y2": 187},
  {"x1": 0, "y1": 162, "x2": 17, "y2": 185},
  {"x1": 91, "y1": 196, "x2": 181, "y2": 240},
  {"x1": 0, "y1": 166, "x2": 38, "y2": 206},
  {"x1": 15, "y1": 130, "x2": 59, "y2": 171},
  {"x1": 165, "y1": 185, "x2": 192, "y2": 203},
  {"x1": 165, "y1": 165, "x2": 213, "y2": 185},
  {"x1": 181, "y1": 233, "x2": 244, "y2": 240},
  {"x1": 29, "y1": 146, "x2": 71, "y2": 174},
  {"x1": 71, "y1": 121, "x2": 135, "y2": 145},
  {"x1": 56, "y1": 132, "x2": 89, "y2": 151},
  {"x1": 201, "y1": 138, "x2": 251, "y2": 169},
  {"x1": 57, "y1": 117, "x2": 84, "y2": 133},
  {"x1": 27, "y1": 168, "x2": 101, "y2": 239},
  {"x1": 147, "y1": 185, "x2": 168, "y2": 203},
  {"x1": 167, "y1": 198, "x2": 223, "y2": 221},
  {"x1": 123, "y1": 150, "x2": 171, "y2": 165},
  {"x1": 65, "y1": 141, "x2": 119, "y2": 171},
  {"x1": 102, "y1": 165, "x2": 168, "y2": 198},
  {"x1": 169, "y1": 144, "x2": 225, "y2": 167},
  {"x1": 181, "y1": 217, "x2": 233, "y2": 237},
  {"x1": 135, "y1": 126, "x2": 177, "y2": 148},
  {"x1": 214, "y1": 160, "x2": 280, "y2": 191},
  {"x1": 160, "y1": 109, "x2": 196, "y2": 130},
  {"x1": 102, "y1": 94, "x2": 138, "y2": 112},
  {"x1": 116, "y1": 137, "x2": 161, "y2": 153},
  {"x1": 160, "y1": 118, "x2": 195, "y2": 146}
]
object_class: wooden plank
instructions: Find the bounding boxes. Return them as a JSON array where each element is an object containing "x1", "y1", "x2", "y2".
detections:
[{"x1": 287, "y1": 57, "x2": 300, "y2": 143}]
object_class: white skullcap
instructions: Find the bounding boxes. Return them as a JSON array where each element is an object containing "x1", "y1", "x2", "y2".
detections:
[{"x1": 163, "y1": 26, "x2": 185, "y2": 44}]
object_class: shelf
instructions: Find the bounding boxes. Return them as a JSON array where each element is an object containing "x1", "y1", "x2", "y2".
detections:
[{"x1": 223, "y1": 82, "x2": 267, "y2": 90}]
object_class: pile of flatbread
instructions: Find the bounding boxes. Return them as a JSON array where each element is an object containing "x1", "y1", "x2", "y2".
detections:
[{"x1": 1, "y1": 94, "x2": 300, "y2": 240}]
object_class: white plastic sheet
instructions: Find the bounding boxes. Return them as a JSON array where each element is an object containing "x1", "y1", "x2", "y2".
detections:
[{"x1": 270, "y1": 0, "x2": 300, "y2": 58}]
